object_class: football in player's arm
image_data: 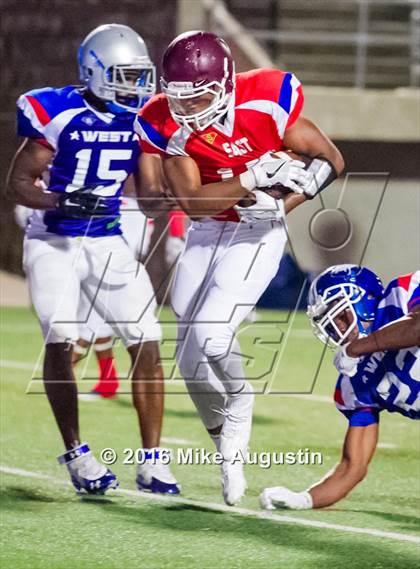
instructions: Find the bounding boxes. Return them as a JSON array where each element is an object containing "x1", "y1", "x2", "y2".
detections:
[
  {"x1": 134, "y1": 30, "x2": 345, "y2": 507},
  {"x1": 136, "y1": 35, "x2": 344, "y2": 221},
  {"x1": 155, "y1": 113, "x2": 344, "y2": 219},
  {"x1": 261, "y1": 267, "x2": 420, "y2": 511}
]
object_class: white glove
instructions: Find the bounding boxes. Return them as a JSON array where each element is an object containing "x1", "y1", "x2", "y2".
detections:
[
  {"x1": 260, "y1": 487, "x2": 313, "y2": 510},
  {"x1": 14, "y1": 205, "x2": 34, "y2": 229},
  {"x1": 298, "y1": 158, "x2": 335, "y2": 198},
  {"x1": 240, "y1": 152, "x2": 311, "y2": 193},
  {"x1": 333, "y1": 344, "x2": 361, "y2": 377},
  {"x1": 234, "y1": 190, "x2": 285, "y2": 223}
]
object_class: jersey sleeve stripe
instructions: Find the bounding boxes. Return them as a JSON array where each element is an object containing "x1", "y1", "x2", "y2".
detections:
[
  {"x1": 16, "y1": 107, "x2": 45, "y2": 139},
  {"x1": 135, "y1": 116, "x2": 168, "y2": 152},
  {"x1": 278, "y1": 73, "x2": 293, "y2": 114},
  {"x1": 17, "y1": 95, "x2": 47, "y2": 137},
  {"x1": 408, "y1": 294, "x2": 420, "y2": 310},
  {"x1": 286, "y1": 84, "x2": 304, "y2": 128},
  {"x1": 25, "y1": 95, "x2": 51, "y2": 126},
  {"x1": 397, "y1": 273, "x2": 414, "y2": 291},
  {"x1": 235, "y1": 100, "x2": 288, "y2": 138}
]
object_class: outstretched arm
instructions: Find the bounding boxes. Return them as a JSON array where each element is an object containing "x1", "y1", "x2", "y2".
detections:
[
  {"x1": 308, "y1": 422, "x2": 378, "y2": 508},
  {"x1": 7, "y1": 138, "x2": 57, "y2": 209},
  {"x1": 260, "y1": 421, "x2": 378, "y2": 510}
]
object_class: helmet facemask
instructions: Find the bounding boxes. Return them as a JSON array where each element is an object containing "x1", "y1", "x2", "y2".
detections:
[
  {"x1": 161, "y1": 59, "x2": 234, "y2": 131},
  {"x1": 307, "y1": 284, "x2": 366, "y2": 347},
  {"x1": 103, "y1": 61, "x2": 156, "y2": 112}
]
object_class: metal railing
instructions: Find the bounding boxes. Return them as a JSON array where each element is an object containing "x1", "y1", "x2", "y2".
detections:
[{"x1": 221, "y1": 0, "x2": 420, "y2": 88}]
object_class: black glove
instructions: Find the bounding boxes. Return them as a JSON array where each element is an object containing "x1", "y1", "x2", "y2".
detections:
[{"x1": 56, "y1": 186, "x2": 120, "y2": 219}]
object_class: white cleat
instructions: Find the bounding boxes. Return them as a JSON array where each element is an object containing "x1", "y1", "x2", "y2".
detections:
[
  {"x1": 212, "y1": 382, "x2": 254, "y2": 506},
  {"x1": 136, "y1": 448, "x2": 180, "y2": 495},
  {"x1": 58, "y1": 443, "x2": 118, "y2": 495},
  {"x1": 219, "y1": 381, "x2": 254, "y2": 462},
  {"x1": 221, "y1": 459, "x2": 247, "y2": 506}
]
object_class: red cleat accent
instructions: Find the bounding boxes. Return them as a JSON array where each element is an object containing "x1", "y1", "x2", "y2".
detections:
[{"x1": 92, "y1": 357, "x2": 119, "y2": 398}]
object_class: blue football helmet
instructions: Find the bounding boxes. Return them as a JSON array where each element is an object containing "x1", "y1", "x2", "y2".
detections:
[{"x1": 307, "y1": 264, "x2": 384, "y2": 346}]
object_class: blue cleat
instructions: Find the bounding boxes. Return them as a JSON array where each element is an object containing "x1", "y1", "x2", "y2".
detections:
[
  {"x1": 136, "y1": 448, "x2": 180, "y2": 495},
  {"x1": 58, "y1": 443, "x2": 118, "y2": 495}
]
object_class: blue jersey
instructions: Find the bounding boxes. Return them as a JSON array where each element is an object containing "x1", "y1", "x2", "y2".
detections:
[
  {"x1": 17, "y1": 86, "x2": 140, "y2": 237},
  {"x1": 334, "y1": 271, "x2": 420, "y2": 426}
]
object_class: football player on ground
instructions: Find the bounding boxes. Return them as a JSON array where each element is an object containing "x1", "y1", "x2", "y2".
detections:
[
  {"x1": 261, "y1": 265, "x2": 420, "y2": 510},
  {"x1": 135, "y1": 31, "x2": 344, "y2": 505},
  {"x1": 7, "y1": 24, "x2": 179, "y2": 495}
]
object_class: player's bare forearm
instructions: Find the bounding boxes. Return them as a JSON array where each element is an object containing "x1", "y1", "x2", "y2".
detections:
[
  {"x1": 346, "y1": 308, "x2": 420, "y2": 357},
  {"x1": 163, "y1": 155, "x2": 250, "y2": 217},
  {"x1": 283, "y1": 192, "x2": 308, "y2": 215},
  {"x1": 137, "y1": 191, "x2": 175, "y2": 219},
  {"x1": 283, "y1": 116, "x2": 345, "y2": 176},
  {"x1": 136, "y1": 153, "x2": 177, "y2": 218},
  {"x1": 309, "y1": 423, "x2": 378, "y2": 508},
  {"x1": 309, "y1": 459, "x2": 367, "y2": 508},
  {"x1": 7, "y1": 138, "x2": 57, "y2": 209}
]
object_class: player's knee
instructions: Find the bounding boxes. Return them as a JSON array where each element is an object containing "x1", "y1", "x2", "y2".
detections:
[
  {"x1": 44, "y1": 320, "x2": 79, "y2": 344},
  {"x1": 201, "y1": 331, "x2": 233, "y2": 360},
  {"x1": 121, "y1": 321, "x2": 162, "y2": 348},
  {"x1": 177, "y1": 347, "x2": 208, "y2": 382}
]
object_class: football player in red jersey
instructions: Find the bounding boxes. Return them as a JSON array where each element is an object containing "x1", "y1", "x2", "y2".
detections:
[{"x1": 136, "y1": 31, "x2": 344, "y2": 505}]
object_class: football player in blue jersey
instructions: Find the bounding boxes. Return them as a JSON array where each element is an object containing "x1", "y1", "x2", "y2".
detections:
[
  {"x1": 260, "y1": 265, "x2": 419, "y2": 510},
  {"x1": 7, "y1": 24, "x2": 179, "y2": 495}
]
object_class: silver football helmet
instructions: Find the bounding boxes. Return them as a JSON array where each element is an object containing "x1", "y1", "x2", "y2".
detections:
[{"x1": 78, "y1": 24, "x2": 156, "y2": 113}]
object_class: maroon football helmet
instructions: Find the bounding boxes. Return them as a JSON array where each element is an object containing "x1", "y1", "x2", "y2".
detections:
[{"x1": 161, "y1": 31, "x2": 235, "y2": 131}]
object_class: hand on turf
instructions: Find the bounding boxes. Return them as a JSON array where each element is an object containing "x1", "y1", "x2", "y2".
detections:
[
  {"x1": 333, "y1": 344, "x2": 361, "y2": 377},
  {"x1": 249, "y1": 153, "x2": 311, "y2": 193},
  {"x1": 260, "y1": 487, "x2": 313, "y2": 510}
]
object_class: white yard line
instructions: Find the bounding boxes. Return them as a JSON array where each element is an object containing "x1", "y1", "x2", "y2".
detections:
[
  {"x1": 0, "y1": 359, "x2": 37, "y2": 371},
  {"x1": 1, "y1": 465, "x2": 418, "y2": 544},
  {"x1": 281, "y1": 393, "x2": 332, "y2": 403},
  {"x1": 1, "y1": 360, "x2": 333, "y2": 404},
  {"x1": 161, "y1": 437, "x2": 198, "y2": 445}
]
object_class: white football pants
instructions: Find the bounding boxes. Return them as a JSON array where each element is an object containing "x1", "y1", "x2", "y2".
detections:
[
  {"x1": 24, "y1": 233, "x2": 161, "y2": 347},
  {"x1": 76, "y1": 199, "x2": 153, "y2": 342},
  {"x1": 171, "y1": 218, "x2": 287, "y2": 429}
]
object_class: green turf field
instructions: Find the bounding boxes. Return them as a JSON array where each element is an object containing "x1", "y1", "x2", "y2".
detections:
[{"x1": 1, "y1": 306, "x2": 419, "y2": 568}]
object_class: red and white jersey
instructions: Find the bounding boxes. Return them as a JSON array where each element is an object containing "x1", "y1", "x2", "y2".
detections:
[{"x1": 134, "y1": 69, "x2": 303, "y2": 220}]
